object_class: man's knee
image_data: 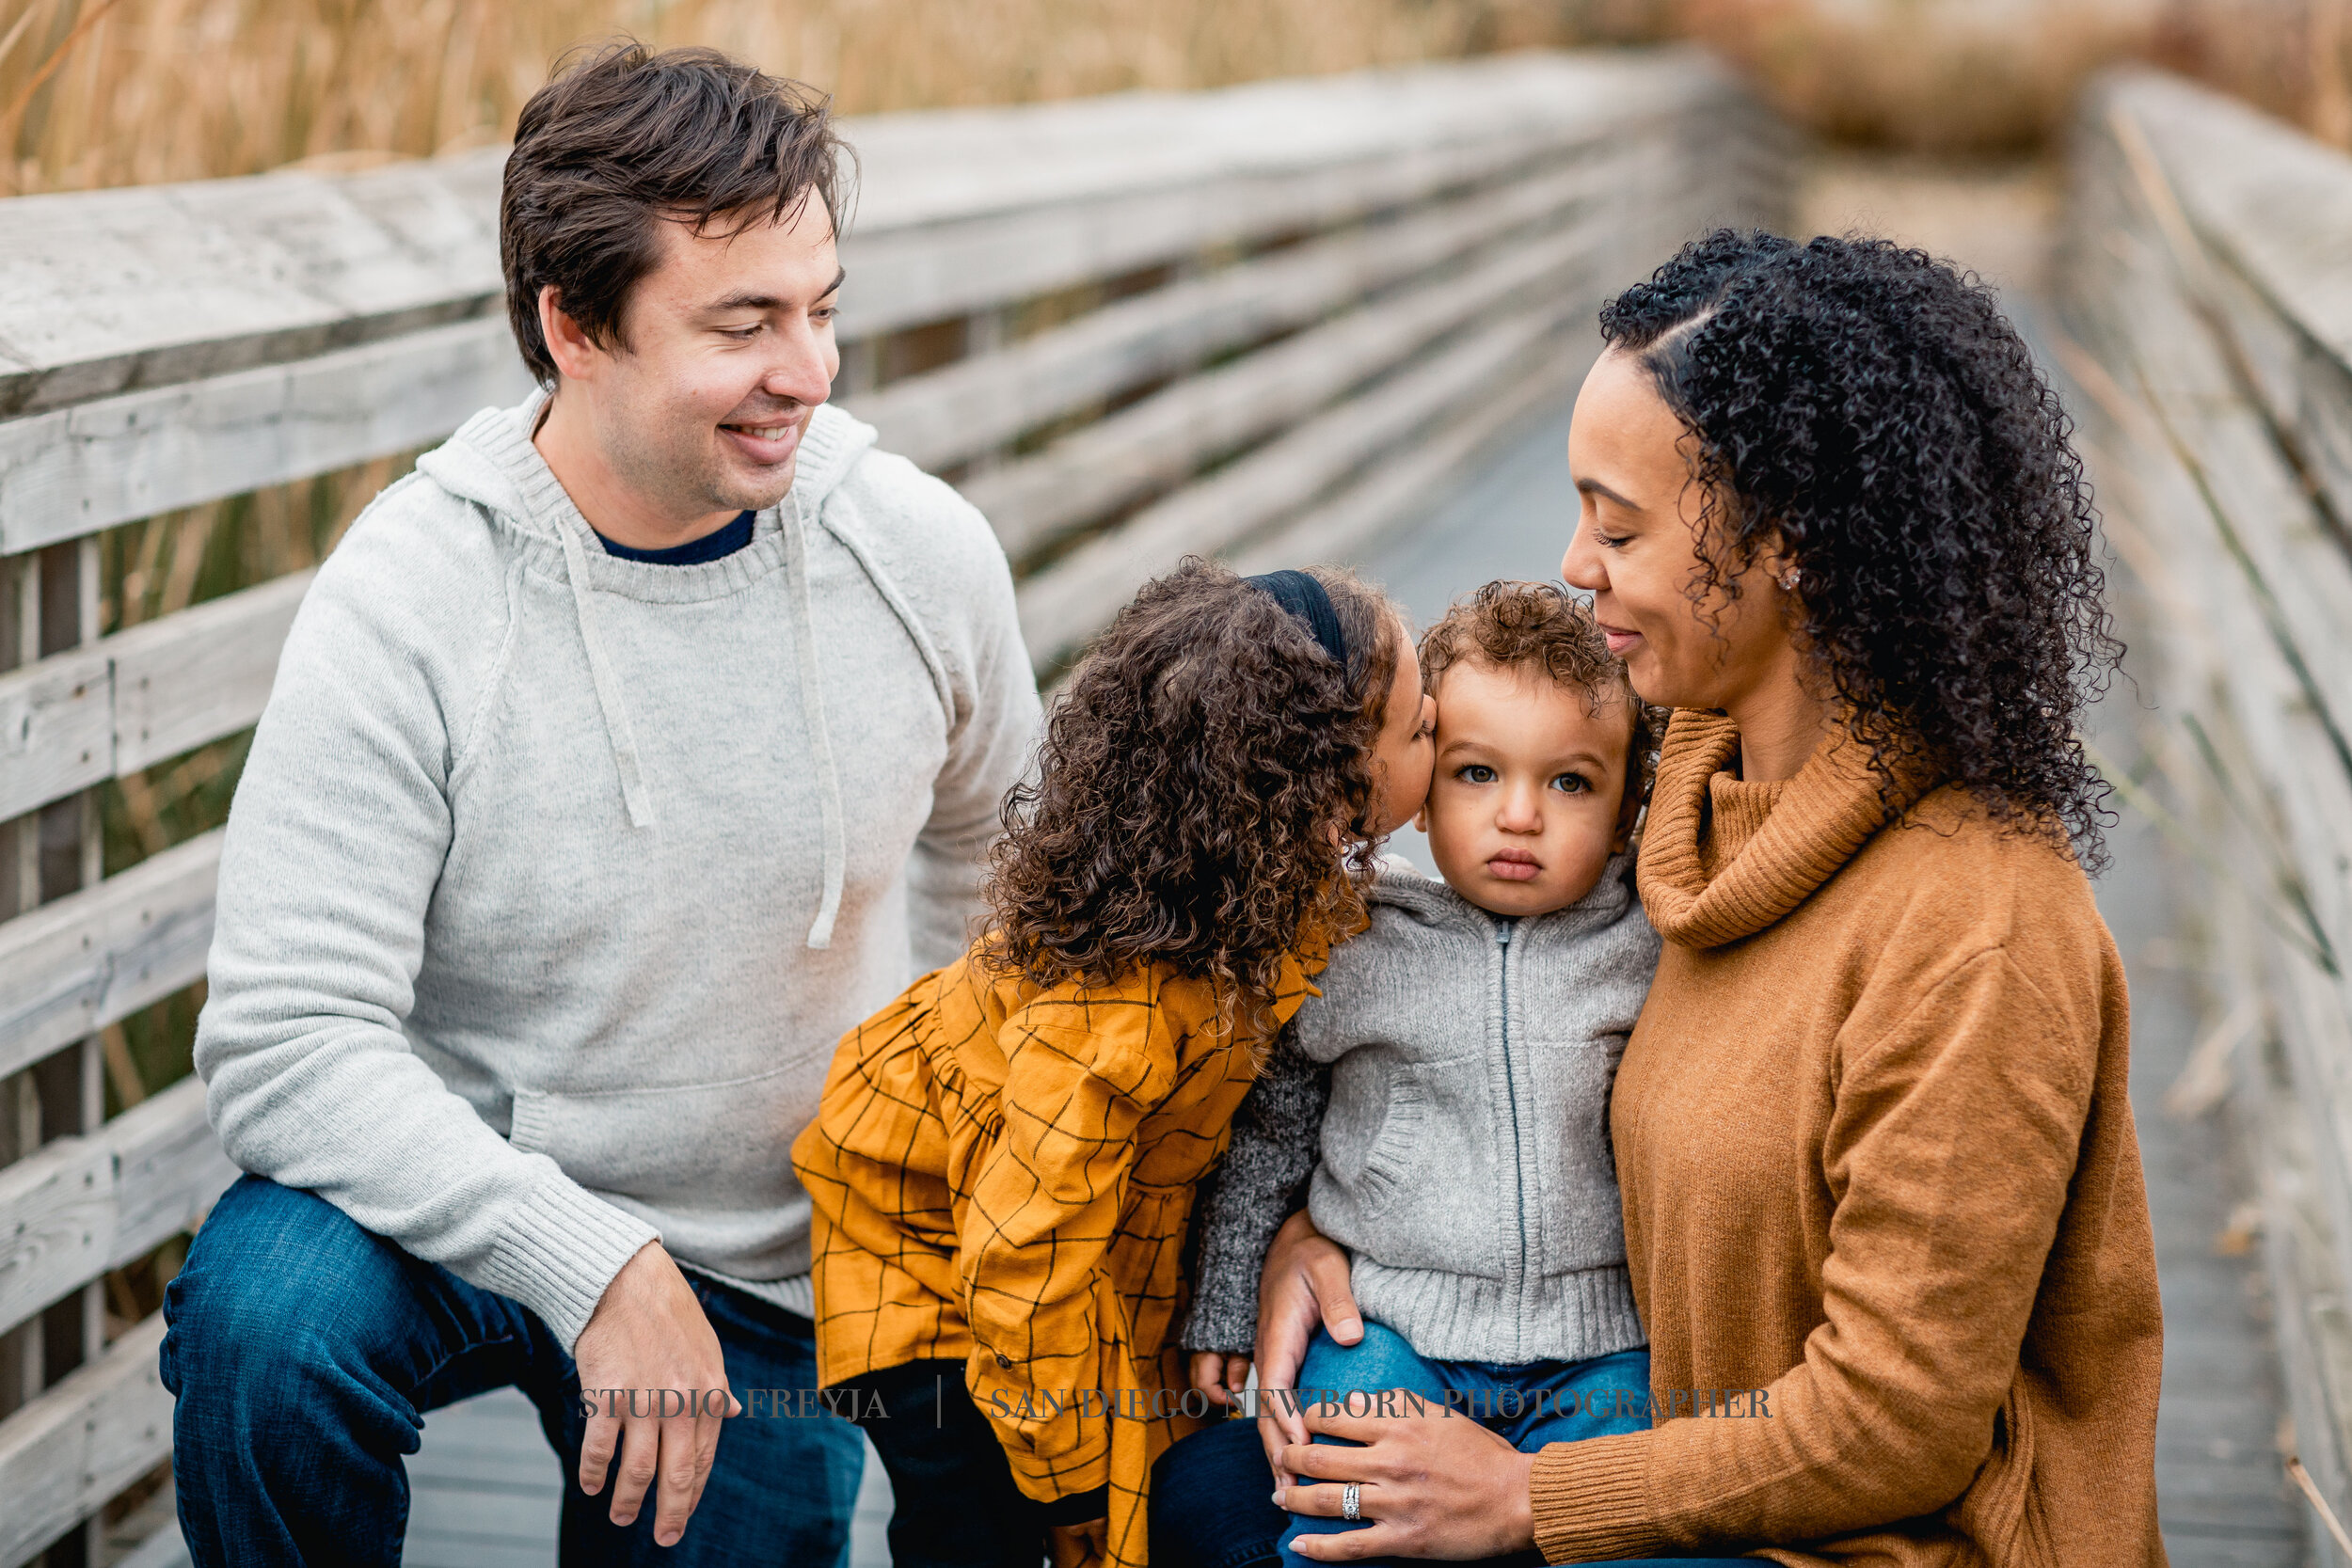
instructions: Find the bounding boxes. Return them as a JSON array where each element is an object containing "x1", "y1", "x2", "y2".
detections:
[{"x1": 163, "y1": 1176, "x2": 417, "y2": 1407}]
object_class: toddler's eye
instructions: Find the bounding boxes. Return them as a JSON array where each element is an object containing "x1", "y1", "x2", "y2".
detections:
[
  {"x1": 1552, "y1": 772, "x2": 1590, "y2": 794},
  {"x1": 1460, "y1": 764, "x2": 1497, "y2": 784}
]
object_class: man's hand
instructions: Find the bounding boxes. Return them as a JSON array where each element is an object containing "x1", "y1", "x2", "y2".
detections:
[
  {"x1": 1272, "y1": 1405, "x2": 1537, "y2": 1560},
  {"x1": 1253, "y1": 1210, "x2": 1359, "y2": 1482},
  {"x1": 1047, "y1": 1516, "x2": 1109, "y2": 1568},
  {"x1": 1190, "y1": 1350, "x2": 1252, "y2": 1409},
  {"x1": 573, "y1": 1242, "x2": 741, "y2": 1546}
]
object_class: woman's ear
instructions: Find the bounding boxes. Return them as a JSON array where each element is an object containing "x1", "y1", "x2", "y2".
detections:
[{"x1": 1757, "y1": 529, "x2": 1802, "y2": 597}]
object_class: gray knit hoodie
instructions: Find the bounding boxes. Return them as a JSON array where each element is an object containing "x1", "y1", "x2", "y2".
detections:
[
  {"x1": 195, "y1": 394, "x2": 1040, "y2": 1350},
  {"x1": 1182, "y1": 862, "x2": 1658, "y2": 1364}
]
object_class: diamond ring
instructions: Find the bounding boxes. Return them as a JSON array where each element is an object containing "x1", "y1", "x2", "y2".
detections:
[{"x1": 1341, "y1": 1482, "x2": 1361, "y2": 1522}]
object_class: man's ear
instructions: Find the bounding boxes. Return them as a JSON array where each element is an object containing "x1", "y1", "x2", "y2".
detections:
[{"x1": 538, "y1": 285, "x2": 603, "y2": 384}]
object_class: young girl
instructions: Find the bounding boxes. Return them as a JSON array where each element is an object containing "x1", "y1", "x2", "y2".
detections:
[
  {"x1": 1171, "y1": 582, "x2": 1663, "y2": 1568},
  {"x1": 793, "y1": 558, "x2": 1435, "y2": 1568}
]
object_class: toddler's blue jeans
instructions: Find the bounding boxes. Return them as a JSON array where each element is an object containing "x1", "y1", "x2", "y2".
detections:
[{"x1": 1279, "y1": 1323, "x2": 1651, "y2": 1568}]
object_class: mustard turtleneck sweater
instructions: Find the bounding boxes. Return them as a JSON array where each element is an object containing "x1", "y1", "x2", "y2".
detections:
[{"x1": 1528, "y1": 710, "x2": 2166, "y2": 1568}]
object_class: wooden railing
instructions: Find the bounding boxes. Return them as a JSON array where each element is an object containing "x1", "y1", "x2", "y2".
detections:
[
  {"x1": 2061, "y1": 69, "x2": 2352, "y2": 1559},
  {"x1": 0, "y1": 46, "x2": 1790, "y2": 1564}
]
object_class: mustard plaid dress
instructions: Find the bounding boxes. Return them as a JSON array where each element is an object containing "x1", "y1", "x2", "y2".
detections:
[{"x1": 793, "y1": 942, "x2": 1324, "y2": 1568}]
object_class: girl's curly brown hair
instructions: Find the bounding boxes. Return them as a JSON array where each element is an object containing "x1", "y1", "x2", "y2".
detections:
[{"x1": 982, "y1": 557, "x2": 1403, "y2": 1032}]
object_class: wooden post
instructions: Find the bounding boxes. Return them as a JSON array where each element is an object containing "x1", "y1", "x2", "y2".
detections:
[
  {"x1": 0, "y1": 550, "x2": 38, "y2": 1421},
  {"x1": 77, "y1": 535, "x2": 108, "y2": 1380}
]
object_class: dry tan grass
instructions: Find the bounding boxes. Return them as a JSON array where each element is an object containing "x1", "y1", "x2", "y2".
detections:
[
  {"x1": 0, "y1": 0, "x2": 1669, "y2": 197},
  {"x1": 1675, "y1": 0, "x2": 2352, "y2": 153},
  {"x1": 5, "y1": 0, "x2": 2341, "y2": 197}
]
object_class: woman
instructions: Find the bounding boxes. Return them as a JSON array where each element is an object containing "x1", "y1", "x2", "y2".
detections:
[{"x1": 1150, "y1": 230, "x2": 2163, "y2": 1567}]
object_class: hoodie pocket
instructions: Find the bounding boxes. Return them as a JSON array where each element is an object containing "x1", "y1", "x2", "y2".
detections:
[
  {"x1": 1355, "y1": 1073, "x2": 1427, "y2": 1208},
  {"x1": 508, "y1": 1065, "x2": 808, "y2": 1209}
]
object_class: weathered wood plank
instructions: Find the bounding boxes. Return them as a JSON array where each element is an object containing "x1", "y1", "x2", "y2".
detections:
[
  {"x1": 0, "y1": 151, "x2": 507, "y2": 419},
  {"x1": 0, "y1": 1135, "x2": 113, "y2": 1340},
  {"x1": 0, "y1": 831, "x2": 220, "y2": 1081},
  {"x1": 0, "y1": 321, "x2": 532, "y2": 552},
  {"x1": 0, "y1": 643, "x2": 110, "y2": 822},
  {"x1": 971, "y1": 218, "x2": 1609, "y2": 562},
  {"x1": 846, "y1": 153, "x2": 1627, "y2": 472},
  {"x1": 2112, "y1": 71, "x2": 2352, "y2": 368},
  {"x1": 0, "y1": 1312, "x2": 171, "y2": 1567},
  {"x1": 112, "y1": 572, "x2": 310, "y2": 775},
  {"x1": 0, "y1": 1077, "x2": 231, "y2": 1338},
  {"x1": 1017, "y1": 293, "x2": 1584, "y2": 666},
  {"x1": 108, "y1": 1076, "x2": 237, "y2": 1274},
  {"x1": 0, "y1": 571, "x2": 310, "y2": 817},
  {"x1": 1228, "y1": 325, "x2": 1602, "y2": 578},
  {"x1": 838, "y1": 122, "x2": 1613, "y2": 342}
]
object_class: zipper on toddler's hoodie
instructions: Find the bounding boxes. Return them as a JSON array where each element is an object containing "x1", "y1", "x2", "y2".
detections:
[{"x1": 1496, "y1": 918, "x2": 1529, "y2": 1349}]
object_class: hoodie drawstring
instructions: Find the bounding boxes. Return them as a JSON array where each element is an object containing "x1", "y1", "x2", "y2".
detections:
[
  {"x1": 551, "y1": 494, "x2": 844, "y2": 949},
  {"x1": 554, "y1": 516, "x2": 658, "y2": 830},
  {"x1": 787, "y1": 492, "x2": 847, "y2": 950}
]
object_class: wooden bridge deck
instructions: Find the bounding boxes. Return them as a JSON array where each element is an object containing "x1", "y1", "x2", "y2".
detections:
[{"x1": 113, "y1": 163, "x2": 2312, "y2": 1568}]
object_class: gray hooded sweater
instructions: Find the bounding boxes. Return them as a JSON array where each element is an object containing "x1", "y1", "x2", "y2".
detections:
[
  {"x1": 195, "y1": 394, "x2": 1041, "y2": 1350},
  {"x1": 1182, "y1": 862, "x2": 1659, "y2": 1364}
]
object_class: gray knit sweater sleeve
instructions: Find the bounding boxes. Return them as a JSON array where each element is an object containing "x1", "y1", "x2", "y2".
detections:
[{"x1": 1181, "y1": 1026, "x2": 1330, "y2": 1354}]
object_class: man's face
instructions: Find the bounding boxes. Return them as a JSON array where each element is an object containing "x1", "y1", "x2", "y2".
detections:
[{"x1": 554, "y1": 196, "x2": 842, "y2": 523}]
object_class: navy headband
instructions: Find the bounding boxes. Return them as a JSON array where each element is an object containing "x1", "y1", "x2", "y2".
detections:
[{"x1": 1246, "y1": 569, "x2": 1350, "y2": 671}]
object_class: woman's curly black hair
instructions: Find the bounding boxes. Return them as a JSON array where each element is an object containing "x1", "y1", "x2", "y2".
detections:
[
  {"x1": 1597, "y1": 230, "x2": 2122, "y2": 865},
  {"x1": 982, "y1": 557, "x2": 1403, "y2": 1033}
]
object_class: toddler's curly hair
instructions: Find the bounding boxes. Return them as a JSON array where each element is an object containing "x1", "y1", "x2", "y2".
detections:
[
  {"x1": 983, "y1": 558, "x2": 1405, "y2": 1032},
  {"x1": 1419, "y1": 579, "x2": 1664, "y2": 805}
]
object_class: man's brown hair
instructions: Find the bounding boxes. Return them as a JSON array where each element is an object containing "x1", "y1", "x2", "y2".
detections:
[
  {"x1": 501, "y1": 41, "x2": 850, "y2": 386},
  {"x1": 1420, "y1": 580, "x2": 1666, "y2": 804}
]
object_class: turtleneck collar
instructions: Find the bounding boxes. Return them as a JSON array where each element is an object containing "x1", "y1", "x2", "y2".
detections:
[{"x1": 1638, "y1": 710, "x2": 1930, "y2": 949}]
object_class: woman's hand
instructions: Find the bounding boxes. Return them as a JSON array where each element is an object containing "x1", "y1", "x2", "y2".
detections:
[
  {"x1": 1253, "y1": 1210, "x2": 1360, "y2": 1481},
  {"x1": 1190, "y1": 1350, "x2": 1252, "y2": 1409},
  {"x1": 1046, "y1": 1516, "x2": 1108, "y2": 1568},
  {"x1": 1272, "y1": 1405, "x2": 1537, "y2": 1561}
]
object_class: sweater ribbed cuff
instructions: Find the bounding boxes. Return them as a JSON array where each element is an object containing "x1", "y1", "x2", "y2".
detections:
[
  {"x1": 1529, "y1": 1431, "x2": 1659, "y2": 1564},
  {"x1": 478, "y1": 1174, "x2": 663, "y2": 1352}
]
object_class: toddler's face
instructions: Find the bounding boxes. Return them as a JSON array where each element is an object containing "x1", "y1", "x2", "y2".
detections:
[{"x1": 1420, "y1": 659, "x2": 1632, "y2": 917}]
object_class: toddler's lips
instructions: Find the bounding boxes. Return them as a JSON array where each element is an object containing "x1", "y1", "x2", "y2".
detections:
[{"x1": 1487, "y1": 852, "x2": 1541, "y2": 882}]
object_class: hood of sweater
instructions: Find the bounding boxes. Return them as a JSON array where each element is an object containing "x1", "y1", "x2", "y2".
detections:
[
  {"x1": 1638, "y1": 709, "x2": 1934, "y2": 950},
  {"x1": 416, "y1": 394, "x2": 880, "y2": 949}
]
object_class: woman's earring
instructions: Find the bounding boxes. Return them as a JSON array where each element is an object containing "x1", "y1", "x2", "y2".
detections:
[{"x1": 1777, "y1": 567, "x2": 1800, "y2": 594}]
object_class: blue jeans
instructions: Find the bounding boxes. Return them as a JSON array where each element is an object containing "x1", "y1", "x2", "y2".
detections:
[
  {"x1": 160, "y1": 1175, "x2": 865, "y2": 1568},
  {"x1": 1148, "y1": 1328, "x2": 1762, "y2": 1568},
  {"x1": 1281, "y1": 1324, "x2": 1651, "y2": 1568}
]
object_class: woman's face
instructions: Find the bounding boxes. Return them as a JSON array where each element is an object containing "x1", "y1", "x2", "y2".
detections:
[{"x1": 1560, "y1": 348, "x2": 1798, "y2": 714}]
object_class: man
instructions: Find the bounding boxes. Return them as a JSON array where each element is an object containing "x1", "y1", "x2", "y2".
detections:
[{"x1": 160, "y1": 42, "x2": 1041, "y2": 1567}]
